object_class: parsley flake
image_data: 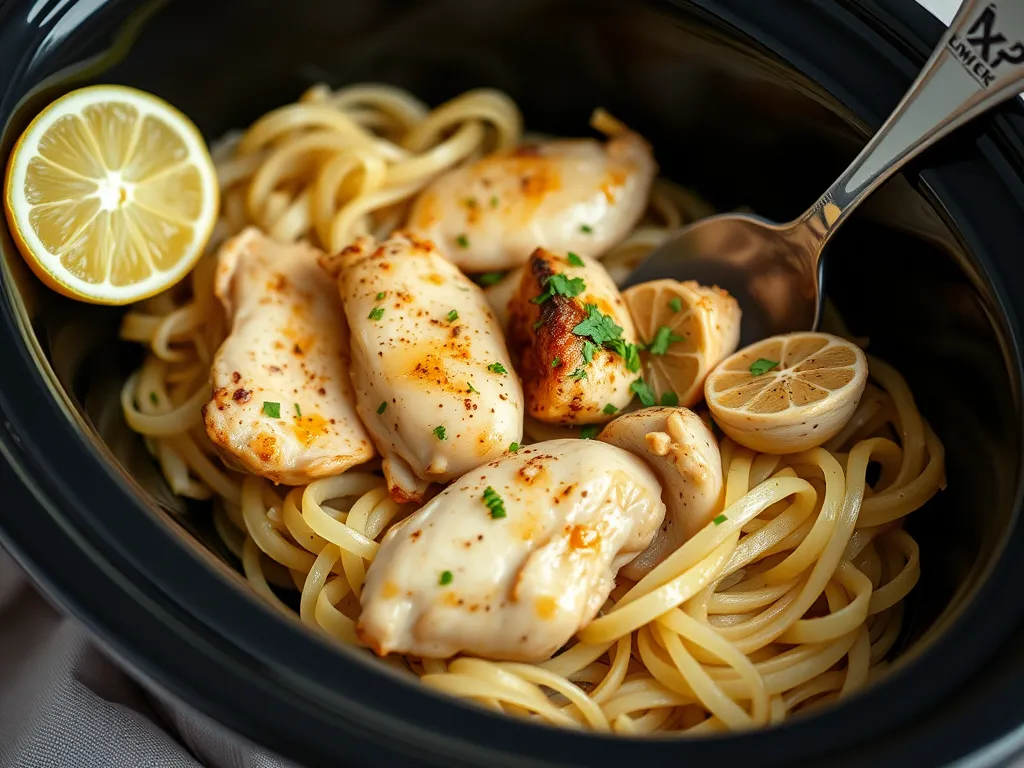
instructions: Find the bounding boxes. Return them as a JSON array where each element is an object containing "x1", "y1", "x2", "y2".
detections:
[
  {"x1": 467, "y1": 382, "x2": 479, "y2": 394},
  {"x1": 581, "y1": 340, "x2": 597, "y2": 364},
  {"x1": 483, "y1": 486, "x2": 506, "y2": 519},
  {"x1": 630, "y1": 379, "x2": 656, "y2": 407},
  {"x1": 294, "y1": 403, "x2": 302, "y2": 418},
  {"x1": 508, "y1": 442, "x2": 520, "y2": 453},
  {"x1": 580, "y1": 224, "x2": 594, "y2": 234},
  {"x1": 262, "y1": 401, "x2": 281, "y2": 419},
  {"x1": 439, "y1": 570, "x2": 454, "y2": 586},
  {"x1": 713, "y1": 514, "x2": 728, "y2": 526},
  {"x1": 433, "y1": 425, "x2": 447, "y2": 441},
  {"x1": 377, "y1": 401, "x2": 387, "y2": 415},
  {"x1": 476, "y1": 271, "x2": 506, "y2": 286},
  {"x1": 490, "y1": 195, "x2": 499, "y2": 208},
  {"x1": 602, "y1": 403, "x2": 618, "y2": 415},
  {"x1": 149, "y1": 392, "x2": 159, "y2": 405},
  {"x1": 533, "y1": 319, "x2": 545, "y2": 331},
  {"x1": 660, "y1": 391, "x2": 679, "y2": 407},
  {"x1": 749, "y1": 358, "x2": 780, "y2": 376},
  {"x1": 648, "y1": 325, "x2": 687, "y2": 355},
  {"x1": 375, "y1": 291, "x2": 386, "y2": 300},
  {"x1": 568, "y1": 367, "x2": 588, "y2": 380},
  {"x1": 567, "y1": 252, "x2": 585, "y2": 267},
  {"x1": 488, "y1": 362, "x2": 508, "y2": 375},
  {"x1": 669, "y1": 297, "x2": 683, "y2": 313},
  {"x1": 573, "y1": 304, "x2": 623, "y2": 345},
  {"x1": 580, "y1": 424, "x2": 601, "y2": 439},
  {"x1": 446, "y1": 309, "x2": 459, "y2": 323},
  {"x1": 531, "y1": 273, "x2": 587, "y2": 304},
  {"x1": 465, "y1": 197, "x2": 478, "y2": 208},
  {"x1": 368, "y1": 306, "x2": 385, "y2": 321},
  {"x1": 551, "y1": 357, "x2": 562, "y2": 368},
  {"x1": 455, "y1": 234, "x2": 470, "y2": 248}
]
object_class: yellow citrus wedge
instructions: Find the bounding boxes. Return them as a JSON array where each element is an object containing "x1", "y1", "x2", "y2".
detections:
[
  {"x1": 3, "y1": 85, "x2": 218, "y2": 305},
  {"x1": 704, "y1": 332, "x2": 868, "y2": 454},
  {"x1": 623, "y1": 279, "x2": 741, "y2": 407}
]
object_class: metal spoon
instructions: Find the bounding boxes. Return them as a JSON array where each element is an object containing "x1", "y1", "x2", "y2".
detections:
[{"x1": 624, "y1": 0, "x2": 1024, "y2": 344}]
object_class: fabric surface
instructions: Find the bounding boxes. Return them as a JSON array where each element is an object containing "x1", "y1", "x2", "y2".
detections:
[{"x1": 0, "y1": 546, "x2": 294, "y2": 768}]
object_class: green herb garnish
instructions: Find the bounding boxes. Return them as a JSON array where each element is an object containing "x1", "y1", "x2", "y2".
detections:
[
  {"x1": 713, "y1": 514, "x2": 728, "y2": 526},
  {"x1": 368, "y1": 306, "x2": 385, "y2": 321},
  {"x1": 508, "y1": 442, "x2": 520, "y2": 453},
  {"x1": 294, "y1": 403, "x2": 302, "y2": 418},
  {"x1": 581, "y1": 340, "x2": 597, "y2": 364},
  {"x1": 630, "y1": 379, "x2": 656, "y2": 407},
  {"x1": 533, "y1": 319, "x2": 545, "y2": 331},
  {"x1": 660, "y1": 391, "x2": 679, "y2": 407},
  {"x1": 376, "y1": 291, "x2": 386, "y2": 300},
  {"x1": 149, "y1": 392, "x2": 159, "y2": 405},
  {"x1": 467, "y1": 383, "x2": 479, "y2": 394},
  {"x1": 465, "y1": 197, "x2": 478, "y2": 208},
  {"x1": 551, "y1": 357, "x2": 562, "y2": 368},
  {"x1": 377, "y1": 401, "x2": 387, "y2": 415},
  {"x1": 749, "y1": 358, "x2": 780, "y2": 376},
  {"x1": 573, "y1": 304, "x2": 623, "y2": 345},
  {"x1": 580, "y1": 224, "x2": 594, "y2": 234},
  {"x1": 648, "y1": 325, "x2": 687, "y2": 355},
  {"x1": 433, "y1": 425, "x2": 447, "y2": 441},
  {"x1": 669, "y1": 297, "x2": 683, "y2": 313},
  {"x1": 483, "y1": 486, "x2": 506, "y2": 519},
  {"x1": 477, "y1": 271, "x2": 506, "y2": 287},
  {"x1": 602, "y1": 403, "x2": 618, "y2": 415},
  {"x1": 580, "y1": 424, "x2": 601, "y2": 439},
  {"x1": 455, "y1": 234, "x2": 470, "y2": 248},
  {"x1": 488, "y1": 362, "x2": 508, "y2": 375},
  {"x1": 439, "y1": 570, "x2": 454, "y2": 585},
  {"x1": 531, "y1": 273, "x2": 586, "y2": 305},
  {"x1": 490, "y1": 195, "x2": 499, "y2": 209},
  {"x1": 567, "y1": 252, "x2": 585, "y2": 267},
  {"x1": 568, "y1": 367, "x2": 588, "y2": 380},
  {"x1": 262, "y1": 401, "x2": 281, "y2": 419},
  {"x1": 446, "y1": 309, "x2": 459, "y2": 323}
]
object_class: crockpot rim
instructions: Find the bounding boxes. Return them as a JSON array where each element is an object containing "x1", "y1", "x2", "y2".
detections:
[{"x1": 2, "y1": 0, "x2": 1024, "y2": 766}]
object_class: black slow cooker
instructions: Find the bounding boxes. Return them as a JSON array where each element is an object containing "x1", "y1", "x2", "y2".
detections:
[{"x1": 3, "y1": 0, "x2": 1024, "y2": 765}]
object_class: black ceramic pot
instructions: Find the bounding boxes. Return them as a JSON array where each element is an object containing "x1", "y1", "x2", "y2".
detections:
[{"x1": 2, "y1": 1, "x2": 1024, "y2": 766}]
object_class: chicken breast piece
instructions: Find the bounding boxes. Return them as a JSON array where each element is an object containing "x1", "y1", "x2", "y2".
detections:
[
  {"x1": 406, "y1": 133, "x2": 656, "y2": 272},
  {"x1": 203, "y1": 227, "x2": 375, "y2": 485},
  {"x1": 507, "y1": 248, "x2": 640, "y2": 425},
  {"x1": 321, "y1": 232, "x2": 524, "y2": 503},
  {"x1": 358, "y1": 439, "x2": 665, "y2": 661},
  {"x1": 599, "y1": 407, "x2": 724, "y2": 580}
]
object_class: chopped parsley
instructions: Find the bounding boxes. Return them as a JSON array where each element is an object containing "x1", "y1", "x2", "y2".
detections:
[
  {"x1": 368, "y1": 306, "x2": 385, "y2": 321},
  {"x1": 149, "y1": 392, "x2": 159, "y2": 405},
  {"x1": 567, "y1": 252, "x2": 585, "y2": 267},
  {"x1": 294, "y1": 403, "x2": 302, "y2": 418},
  {"x1": 630, "y1": 379, "x2": 656, "y2": 407},
  {"x1": 573, "y1": 304, "x2": 642, "y2": 372},
  {"x1": 508, "y1": 442, "x2": 520, "y2": 453},
  {"x1": 433, "y1": 425, "x2": 447, "y2": 441},
  {"x1": 262, "y1": 401, "x2": 281, "y2": 419},
  {"x1": 483, "y1": 486, "x2": 506, "y2": 519},
  {"x1": 446, "y1": 309, "x2": 459, "y2": 323},
  {"x1": 713, "y1": 514, "x2": 728, "y2": 526},
  {"x1": 488, "y1": 362, "x2": 508, "y2": 375},
  {"x1": 375, "y1": 291, "x2": 386, "y2": 300},
  {"x1": 490, "y1": 195, "x2": 499, "y2": 208},
  {"x1": 377, "y1": 401, "x2": 387, "y2": 415},
  {"x1": 568, "y1": 367, "x2": 587, "y2": 380},
  {"x1": 533, "y1": 319, "x2": 545, "y2": 331},
  {"x1": 465, "y1": 197, "x2": 478, "y2": 208},
  {"x1": 581, "y1": 340, "x2": 597, "y2": 364},
  {"x1": 580, "y1": 424, "x2": 601, "y2": 439},
  {"x1": 439, "y1": 570, "x2": 454, "y2": 586},
  {"x1": 467, "y1": 382, "x2": 479, "y2": 394},
  {"x1": 531, "y1": 273, "x2": 586, "y2": 304},
  {"x1": 455, "y1": 234, "x2": 470, "y2": 248},
  {"x1": 660, "y1": 391, "x2": 679, "y2": 407},
  {"x1": 580, "y1": 224, "x2": 594, "y2": 234},
  {"x1": 602, "y1": 403, "x2": 618, "y2": 415},
  {"x1": 749, "y1": 358, "x2": 780, "y2": 376},
  {"x1": 648, "y1": 325, "x2": 687, "y2": 355},
  {"x1": 669, "y1": 297, "x2": 683, "y2": 313},
  {"x1": 476, "y1": 271, "x2": 506, "y2": 287},
  {"x1": 551, "y1": 357, "x2": 562, "y2": 368}
]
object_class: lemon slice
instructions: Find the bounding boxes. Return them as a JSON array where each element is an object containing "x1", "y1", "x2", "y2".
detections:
[
  {"x1": 704, "y1": 332, "x2": 868, "y2": 454},
  {"x1": 3, "y1": 85, "x2": 218, "y2": 305},
  {"x1": 623, "y1": 279, "x2": 741, "y2": 407}
]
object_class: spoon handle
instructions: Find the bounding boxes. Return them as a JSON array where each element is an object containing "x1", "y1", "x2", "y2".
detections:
[{"x1": 799, "y1": 0, "x2": 1024, "y2": 248}]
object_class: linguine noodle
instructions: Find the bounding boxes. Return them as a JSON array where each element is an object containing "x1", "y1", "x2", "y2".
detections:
[{"x1": 119, "y1": 83, "x2": 945, "y2": 735}]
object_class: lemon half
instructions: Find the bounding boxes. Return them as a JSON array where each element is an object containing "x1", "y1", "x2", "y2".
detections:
[{"x1": 3, "y1": 85, "x2": 218, "y2": 305}]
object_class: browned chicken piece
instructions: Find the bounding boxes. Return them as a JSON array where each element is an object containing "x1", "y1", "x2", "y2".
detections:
[
  {"x1": 203, "y1": 227, "x2": 374, "y2": 485},
  {"x1": 506, "y1": 248, "x2": 641, "y2": 425}
]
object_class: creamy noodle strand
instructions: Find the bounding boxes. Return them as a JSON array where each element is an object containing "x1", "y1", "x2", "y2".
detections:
[{"x1": 119, "y1": 83, "x2": 944, "y2": 734}]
